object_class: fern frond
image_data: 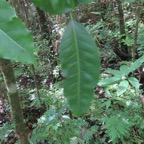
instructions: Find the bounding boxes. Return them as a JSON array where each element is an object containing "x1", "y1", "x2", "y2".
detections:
[{"x1": 103, "y1": 115, "x2": 130, "y2": 142}]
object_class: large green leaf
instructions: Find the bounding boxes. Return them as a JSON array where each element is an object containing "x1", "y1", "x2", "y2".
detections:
[
  {"x1": 0, "y1": 0, "x2": 37, "y2": 65},
  {"x1": 59, "y1": 20, "x2": 100, "y2": 115},
  {"x1": 32, "y1": 0, "x2": 92, "y2": 14},
  {"x1": 32, "y1": 0, "x2": 76, "y2": 14},
  {"x1": 0, "y1": 0, "x2": 16, "y2": 23}
]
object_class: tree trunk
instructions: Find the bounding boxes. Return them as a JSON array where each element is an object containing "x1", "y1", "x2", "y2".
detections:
[
  {"x1": 116, "y1": 0, "x2": 129, "y2": 54},
  {"x1": 0, "y1": 59, "x2": 29, "y2": 144},
  {"x1": 36, "y1": 7, "x2": 49, "y2": 39},
  {"x1": 11, "y1": 0, "x2": 30, "y2": 25},
  {"x1": 133, "y1": 3, "x2": 142, "y2": 60}
]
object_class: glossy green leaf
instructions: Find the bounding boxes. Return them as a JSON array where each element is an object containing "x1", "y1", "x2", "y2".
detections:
[
  {"x1": 117, "y1": 80, "x2": 129, "y2": 96},
  {"x1": 128, "y1": 77, "x2": 140, "y2": 89},
  {"x1": 32, "y1": 0, "x2": 76, "y2": 14},
  {"x1": 0, "y1": 0, "x2": 37, "y2": 65},
  {"x1": 59, "y1": 20, "x2": 100, "y2": 116},
  {"x1": 98, "y1": 76, "x2": 121, "y2": 87}
]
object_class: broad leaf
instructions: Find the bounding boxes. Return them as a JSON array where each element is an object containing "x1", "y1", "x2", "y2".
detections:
[
  {"x1": 129, "y1": 55, "x2": 144, "y2": 72},
  {"x1": 117, "y1": 80, "x2": 129, "y2": 96},
  {"x1": 98, "y1": 76, "x2": 121, "y2": 87},
  {"x1": 0, "y1": 0, "x2": 37, "y2": 65},
  {"x1": 32, "y1": 0, "x2": 76, "y2": 14},
  {"x1": 32, "y1": 0, "x2": 92, "y2": 14},
  {"x1": 0, "y1": 0, "x2": 16, "y2": 23},
  {"x1": 59, "y1": 20, "x2": 100, "y2": 115},
  {"x1": 128, "y1": 77, "x2": 140, "y2": 89},
  {"x1": 120, "y1": 65, "x2": 130, "y2": 75}
]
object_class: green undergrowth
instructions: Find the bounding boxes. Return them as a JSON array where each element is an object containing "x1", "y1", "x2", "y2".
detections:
[{"x1": 1, "y1": 29, "x2": 144, "y2": 143}]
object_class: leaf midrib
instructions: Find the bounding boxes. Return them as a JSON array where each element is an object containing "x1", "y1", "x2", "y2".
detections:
[{"x1": 71, "y1": 21, "x2": 80, "y2": 109}]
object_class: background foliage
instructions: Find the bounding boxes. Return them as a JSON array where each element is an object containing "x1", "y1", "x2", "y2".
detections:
[{"x1": 1, "y1": 0, "x2": 144, "y2": 143}]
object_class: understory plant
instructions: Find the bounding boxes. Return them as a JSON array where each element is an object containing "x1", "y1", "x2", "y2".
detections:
[
  {"x1": 96, "y1": 55, "x2": 144, "y2": 143},
  {"x1": 98, "y1": 55, "x2": 144, "y2": 95}
]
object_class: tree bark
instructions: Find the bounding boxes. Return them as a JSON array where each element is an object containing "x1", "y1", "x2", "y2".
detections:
[
  {"x1": 36, "y1": 7, "x2": 49, "y2": 39},
  {"x1": 116, "y1": 0, "x2": 129, "y2": 54},
  {"x1": 0, "y1": 59, "x2": 29, "y2": 144},
  {"x1": 10, "y1": 0, "x2": 30, "y2": 25},
  {"x1": 133, "y1": 3, "x2": 142, "y2": 60}
]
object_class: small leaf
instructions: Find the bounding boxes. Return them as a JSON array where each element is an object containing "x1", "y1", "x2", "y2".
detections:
[
  {"x1": 117, "y1": 80, "x2": 129, "y2": 96},
  {"x1": 105, "y1": 89, "x2": 111, "y2": 97},
  {"x1": 128, "y1": 77, "x2": 140, "y2": 89},
  {"x1": 120, "y1": 65, "x2": 130, "y2": 75},
  {"x1": 108, "y1": 69, "x2": 122, "y2": 76},
  {"x1": 98, "y1": 76, "x2": 121, "y2": 87},
  {"x1": 59, "y1": 20, "x2": 100, "y2": 116},
  {"x1": 101, "y1": 100, "x2": 111, "y2": 110},
  {"x1": 62, "y1": 115, "x2": 70, "y2": 120},
  {"x1": 106, "y1": 100, "x2": 111, "y2": 110}
]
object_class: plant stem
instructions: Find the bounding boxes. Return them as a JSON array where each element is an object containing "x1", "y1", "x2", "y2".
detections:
[{"x1": 0, "y1": 59, "x2": 29, "y2": 144}]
